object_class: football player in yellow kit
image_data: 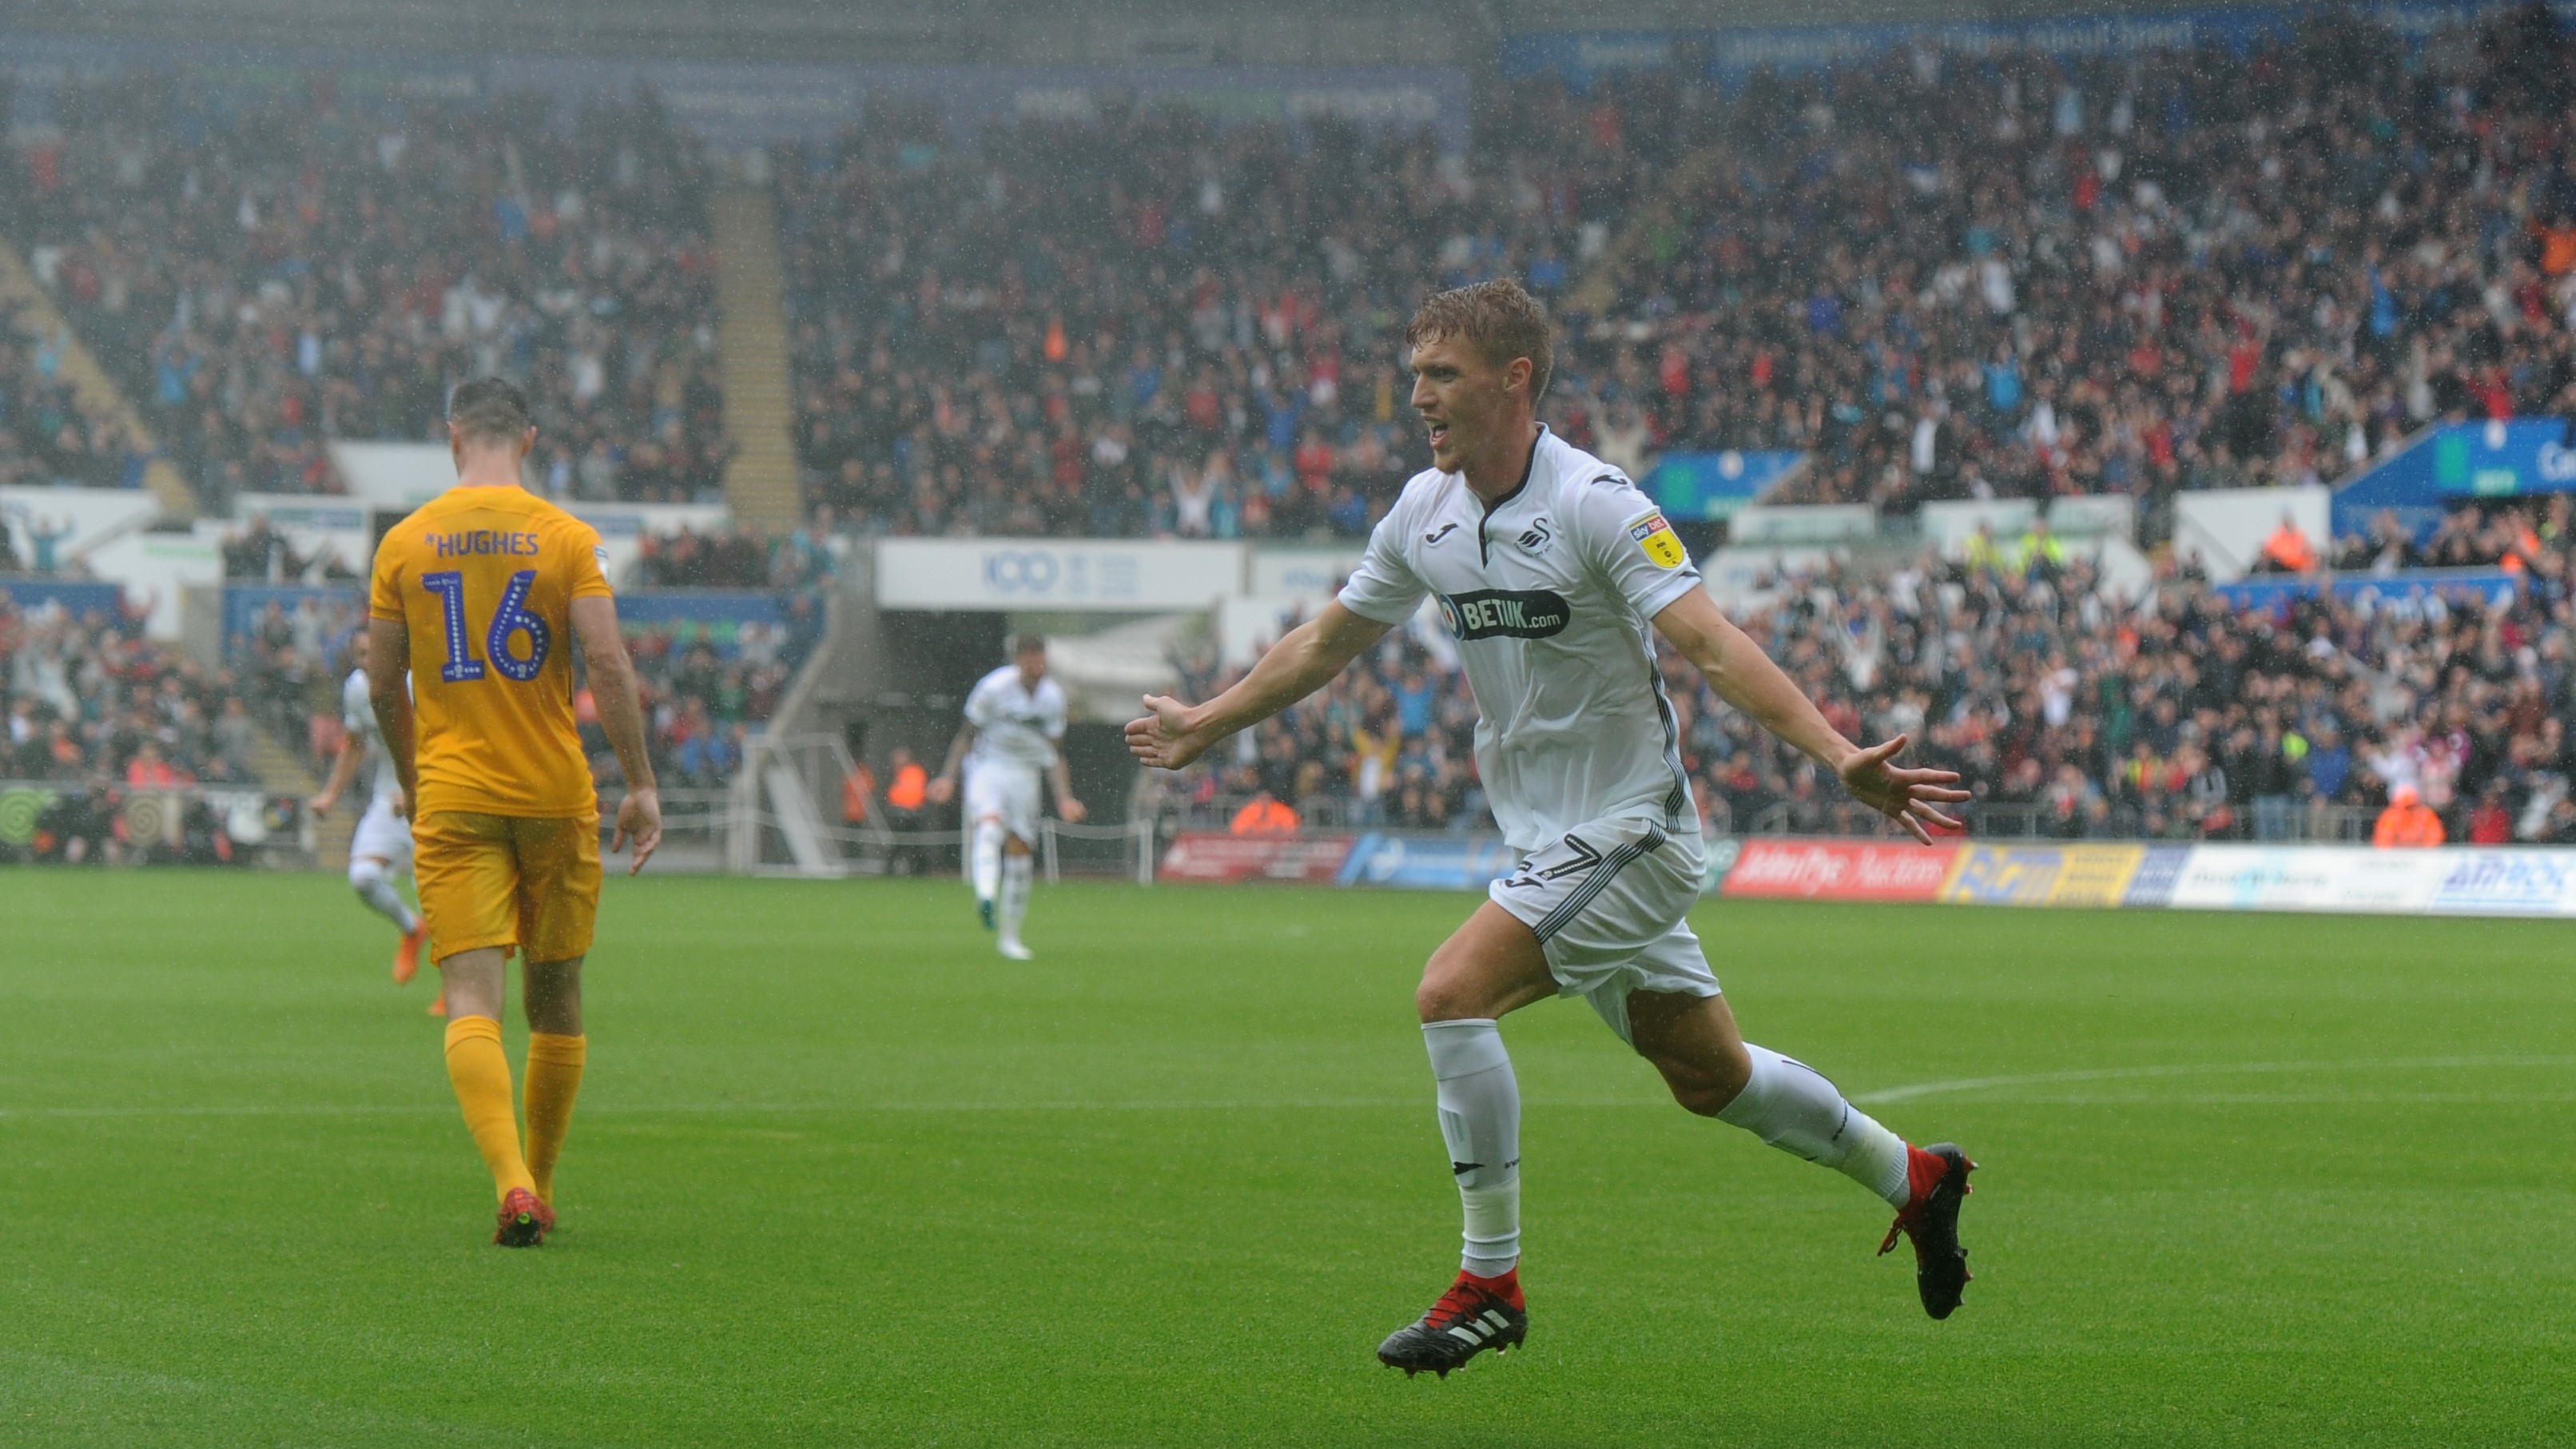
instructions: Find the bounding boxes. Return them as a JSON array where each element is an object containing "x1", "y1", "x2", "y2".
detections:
[{"x1": 367, "y1": 378, "x2": 662, "y2": 1246}]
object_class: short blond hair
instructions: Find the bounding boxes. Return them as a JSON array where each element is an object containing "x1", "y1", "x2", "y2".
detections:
[{"x1": 1404, "y1": 279, "x2": 1552, "y2": 400}]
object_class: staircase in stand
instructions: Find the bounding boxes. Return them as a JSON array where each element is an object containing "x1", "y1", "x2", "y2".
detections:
[
  {"x1": 244, "y1": 724, "x2": 345, "y2": 869},
  {"x1": 710, "y1": 189, "x2": 802, "y2": 533},
  {"x1": 0, "y1": 241, "x2": 197, "y2": 521}
]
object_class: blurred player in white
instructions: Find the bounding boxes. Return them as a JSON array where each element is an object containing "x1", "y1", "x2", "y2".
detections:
[
  {"x1": 1129, "y1": 281, "x2": 1979, "y2": 1376},
  {"x1": 928, "y1": 634, "x2": 1085, "y2": 959},
  {"x1": 310, "y1": 661, "x2": 437, "y2": 1011}
]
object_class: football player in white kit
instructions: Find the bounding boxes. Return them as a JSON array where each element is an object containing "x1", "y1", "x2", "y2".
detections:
[
  {"x1": 310, "y1": 662, "x2": 436, "y2": 1009},
  {"x1": 1128, "y1": 281, "x2": 1979, "y2": 1375},
  {"x1": 928, "y1": 634, "x2": 1086, "y2": 959}
]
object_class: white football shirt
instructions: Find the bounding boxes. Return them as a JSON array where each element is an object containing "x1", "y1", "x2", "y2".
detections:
[
  {"x1": 340, "y1": 668, "x2": 406, "y2": 809},
  {"x1": 964, "y1": 664, "x2": 1068, "y2": 774},
  {"x1": 1337, "y1": 426, "x2": 1702, "y2": 851}
]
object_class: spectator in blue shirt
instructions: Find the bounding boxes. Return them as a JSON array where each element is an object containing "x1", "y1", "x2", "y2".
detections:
[
  {"x1": 1392, "y1": 669, "x2": 1436, "y2": 738},
  {"x1": 2304, "y1": 720, "x2": 2352, "y2": 803}
]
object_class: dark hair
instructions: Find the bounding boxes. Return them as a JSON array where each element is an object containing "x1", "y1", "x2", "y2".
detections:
[
  {"x1": 447, "y1": 377, "x2": 534, "y2": 444},
  {"x1": 1013, "y1": 632, "x2": 1047, "y2": 659},
  {"x1": 1403, "y1": 278, "x2": 1553, "y2": 400}
]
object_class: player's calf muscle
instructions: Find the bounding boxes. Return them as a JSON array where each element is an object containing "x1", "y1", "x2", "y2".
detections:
[{"x1": 1627, "y1": 993, "x2": 1753, "y2": 1117}]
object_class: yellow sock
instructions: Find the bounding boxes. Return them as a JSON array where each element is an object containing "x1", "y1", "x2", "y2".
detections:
[
  {"x1": 443, "y1": 1016, "x2": 535, "y2": 1202},
  {"x1": 523, "y1": 1033, "x2": 586, "y2": 1206}
]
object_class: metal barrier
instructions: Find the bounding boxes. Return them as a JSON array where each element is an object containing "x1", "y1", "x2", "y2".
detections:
[
  {"x1": 0, "y1": 779, "x2": 309, "y2": 866},
  {"x1": 718, "y1": 804, "x2": 1159, "y2": 882}
]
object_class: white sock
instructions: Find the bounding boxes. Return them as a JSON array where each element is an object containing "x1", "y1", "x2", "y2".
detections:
[
  {"x1": 348, "y1": 860, "x2": 418, "y2": 934},
  {"x1": 1000, "y1": 852, "x2": 1032, "y2": 946},
  {"x1": 970, "y1": 821, "x2": 1003, "y2": 903},
  {"x1": 1423, "y1": 1018, "x2": 1521, "y2": 1277},
  {"x1": 1718, "y1": 1044, "x2": 1911, "y2": 1207}
]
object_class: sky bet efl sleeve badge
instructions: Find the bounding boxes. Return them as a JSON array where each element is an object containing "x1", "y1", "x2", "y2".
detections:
[{"x1": 1628, "y1": 511, "x2": 1686, "y2": 569}]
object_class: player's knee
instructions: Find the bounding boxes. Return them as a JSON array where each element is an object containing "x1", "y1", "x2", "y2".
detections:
[
  {"x1": 1666, "y1": 1078, "x2": 1737, "y2": 1117},
  {"x1": 349, "y1": 857, "x2": 387, "y2": 893},
  {"x1": 1414, "y1": 967, "x2": 1481, "y2": 1024}
]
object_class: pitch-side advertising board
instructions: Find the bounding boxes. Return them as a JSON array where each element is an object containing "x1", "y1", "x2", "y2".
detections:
[{"x1": 1162, "y1": 833, "x2": 2576, "y2": 919}]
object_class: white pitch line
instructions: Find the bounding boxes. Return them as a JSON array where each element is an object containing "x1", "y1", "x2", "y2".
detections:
[{"x1": 1850, "y1": 1054, "x2": 2576, "y2": 1105}]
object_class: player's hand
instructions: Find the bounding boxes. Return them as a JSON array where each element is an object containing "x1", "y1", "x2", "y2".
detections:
[
  {"x1": 308, "y1": 791, "x2": 336, "y2": 818},
  {"x1": 1125, "y1": 695, "x2": 1214, "y2": 770},
  {"x1": 925, "y1": 774, "x2": 956, "y2": 805},
  {"x1": 1835, "y1": 734, "x2": 1971, "y2": 845},
  {"x1": 390, "y1": 787, "x2": 410, "y2": 821},
  {"x1": 614, "y1": 786, "x2": 662, "y2": 874},
  {"x1": 1058, "y1": 796, "x2": 1087, "y2": 824}
]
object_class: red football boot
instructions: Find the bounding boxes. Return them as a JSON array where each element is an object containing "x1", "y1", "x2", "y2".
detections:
[
  {"x1": 1880, "y1": 1143, "x2": 1977, "y2": 1319},
  {"x1": 494, "y1": 1186, "x2": 555, "y2": 1248},
  {"x1": 1377, "y1": 1268, "x2": 1527, "y2": 1377}
]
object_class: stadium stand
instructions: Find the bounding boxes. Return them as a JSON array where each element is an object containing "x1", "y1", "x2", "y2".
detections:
[
  {"x1": 10, "y1": 2, "x2": 2576, "y2": 855},
  {"x1": 1633, "y1": 9, "x2": 2576, "y2": 517},
  {"x1": 0, "y1": 590, "x2": 280, "y2": 863},
  {"x1": 0, "y1": 298, "x2": 152, "y2": 493},
  {"x1": 17, "y1": 82, "x2": 728, "y2": 512},
  {"x1": 773, "y1": 85, "x2": 1651, "y2": 539},
  {"x1": 769, "y1": 8, "x2": 2576, "y2": 541}
]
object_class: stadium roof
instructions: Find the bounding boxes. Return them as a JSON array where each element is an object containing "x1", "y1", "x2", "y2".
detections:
[{"x1": 6, "y1": 0, "x2": 2334, "y2": 66}]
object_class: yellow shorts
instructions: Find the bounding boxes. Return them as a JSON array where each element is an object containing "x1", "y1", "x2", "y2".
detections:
[{"x1": 413, "y1": 811, "x2": 601, "y2": 964}]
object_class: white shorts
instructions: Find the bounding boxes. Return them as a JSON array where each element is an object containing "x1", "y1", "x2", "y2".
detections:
[
  {"x1": 964, "y1": 760, "x2": 1043, "y2": 844},
  {"x1": 1488, "y1": 815, "x2": 1718, "y2": 1044},
  {"x1": 351, "y1": 797, "x2": 415, "y2": 874}
]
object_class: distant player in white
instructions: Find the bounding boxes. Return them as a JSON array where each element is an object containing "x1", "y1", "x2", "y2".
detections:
[
  {"x1": 928, "y1": 634, "x2": 1086, "y2": 959},
  {"x1": 310, "y1": 664, "x2": 435, "y2": 1007},
  {"x1": 1128, "y1": 281, "x2": 1980, "y2": 1375}
]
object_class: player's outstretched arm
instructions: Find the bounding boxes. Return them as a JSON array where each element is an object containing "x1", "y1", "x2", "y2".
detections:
[
  {"x1": 925, "y1": 724, "x2": 973, "y2": 805},
  {"x1": 364, "y1": 619, "x2": 416, "y2": 818},
  {"x1": 1651, "y1": 588, "x2": 1968, "y2": 844},
  {"x1": 311, "y1": 730, "x2": 361, "y2": 816},
  {"x1": 569, "y1": 595, "x2": 662, "y2": 874},
  {"x1": 1127, "y1": 600, "x2": 1393, "y2": 771},
  {"x1": 1049, "y1": 745, "x2": 1086, "y2": 823}
]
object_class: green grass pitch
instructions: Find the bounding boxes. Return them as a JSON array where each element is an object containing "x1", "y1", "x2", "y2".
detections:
[{"x1": 2, "y1": 870, "x2": 2572, "y2": 1447}]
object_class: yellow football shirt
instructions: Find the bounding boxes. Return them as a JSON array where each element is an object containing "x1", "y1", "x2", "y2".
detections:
[{"x1": 368, "y1": 486, "x2": 613, "y2": 819}]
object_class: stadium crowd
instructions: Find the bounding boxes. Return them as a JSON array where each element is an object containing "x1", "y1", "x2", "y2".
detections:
[
  {"x1": 1165, "y1": 496, "x2": 2576, "y2": 846},
  {"x1": 0, "y1": 592, "x2": 270, "y2": 862},
  {"x1": 1622, "y1": 6, "x2": 2576, "y2": 522},
  {"x1": 628, "y1": 519, "x2": 841, "y2": 591},
  {"x1": 14, "y1": 82, "x2": 726, "y2": 512},
  {"x1": 0, "y1": 300, "x2": 149, "y2": 496},
  {"x1": 4, "y1": 6, "x2": 2570, "y2": 551},
  {"x1": 771, "y1": 6, "x2": 2576, "y2": 545},
  {"x1": 774, "y1": 82, "x2": 1661, "y2": 539}
]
